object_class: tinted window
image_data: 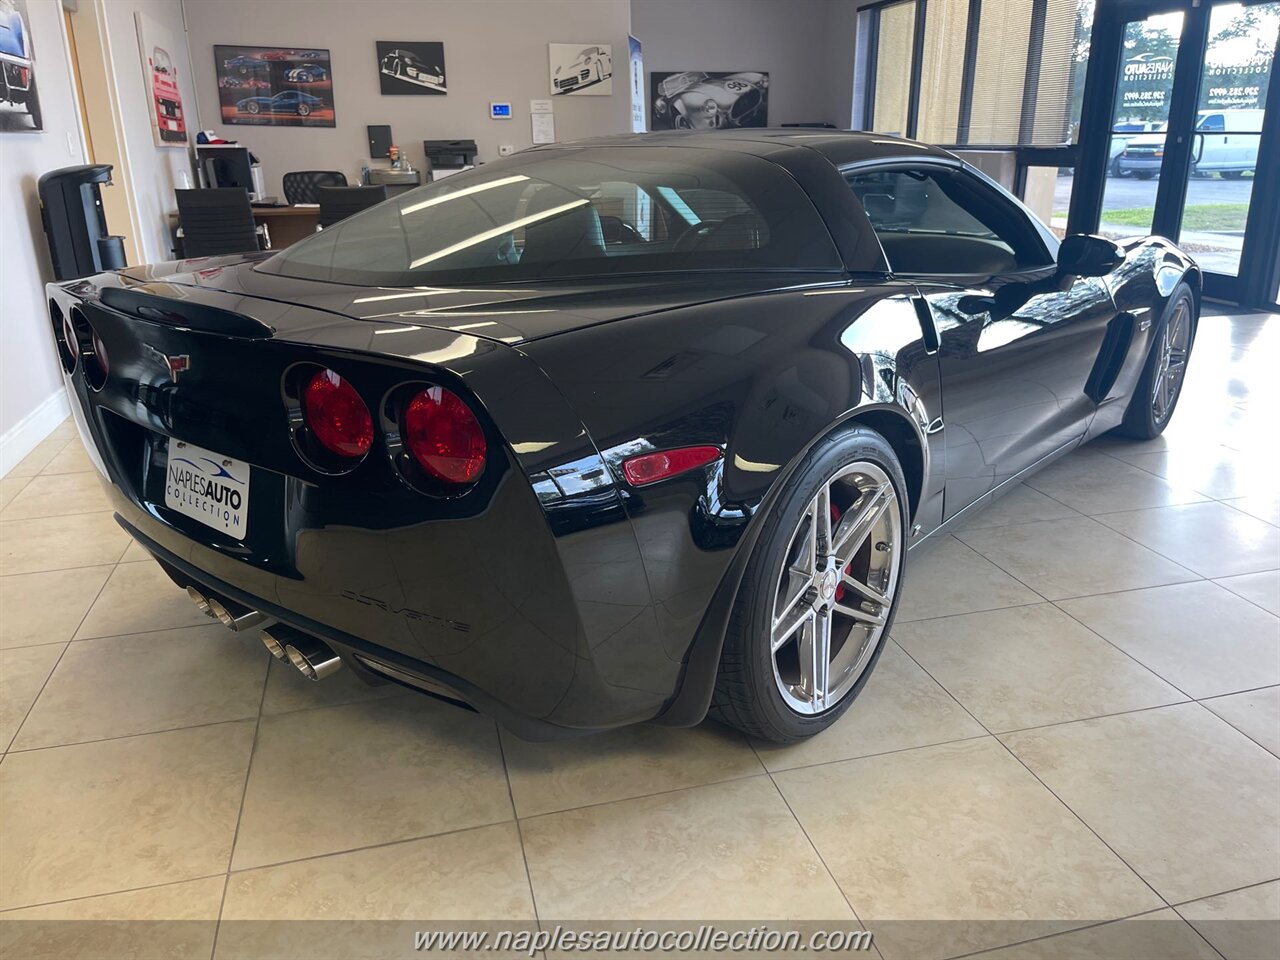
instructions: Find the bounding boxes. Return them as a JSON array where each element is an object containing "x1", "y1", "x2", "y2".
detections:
[
  {"x1": 259, "y1": 147, "x2": 841, "y2": 286},
  {"x1": 845, "y1": 167, "x2": 1049, "y2": 276},
  {"x1": 1197, "y1": 113, "x2": 1225, "y2": 131}
]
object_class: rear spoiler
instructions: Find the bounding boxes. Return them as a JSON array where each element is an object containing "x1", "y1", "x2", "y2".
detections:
[{"x1": 99, "y1": 287, "x2": 273, "y2": 339}]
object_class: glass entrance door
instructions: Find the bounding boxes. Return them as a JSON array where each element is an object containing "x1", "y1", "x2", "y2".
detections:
[
  {"x1": 1097, "y1": 8, "x2": 1186, "y2": 240},
  {"x1": 1075, "y1": 0, "x2": 1280, "y2": 307},
  {"x1": 1174, "y1": 2, "x2": 1277, "y2": 284}
]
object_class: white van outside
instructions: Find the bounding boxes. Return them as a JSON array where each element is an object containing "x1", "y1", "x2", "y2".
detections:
[{"x1": 1118, "y1": 108, "x2": 1264, "y2": 178}]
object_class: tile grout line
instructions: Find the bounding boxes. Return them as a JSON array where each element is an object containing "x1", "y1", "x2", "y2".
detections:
[
  {"x1": 1211, "y1": 572, "x2": 1280, "y2": 616},
  {"x1": 933, "y1": 518, "x2": 1212, "y2": 704},
  {"x1": 495, "y1": 728, "x2": 545, "y2": 935},
  {"x1": 747, "y1": 737, "x2": 889, "y2": 960},
  {"x1": 941, "y1": 902, "x2": 1227, "y2": 960},
  {"x1": 991, "y1": 732, "x2": 1174, "y2": 911},
  {"x1": 6, "y1": 711, "x2": 270, "y2": 758},
  {"x1": 910, "y1": 515, "x2": 1268, "y2": 752},
  {"x1": 0, "y1": 872, "x2": 231, "y2": 916},
  {"x1": 1037, "y1": 484, "x2": 1278, "y2": 580},
  {"x1": 1, "y1": 558, "x2": 119, "y2": 754},
  {"x1": 208, "y1": 650, "x2": 273, "y2": 960},
  {"x1": 889, "y1": 641, "x2": 1174, "y2": 914},
  {"x1": 1183, "y1": 698, "x2": 1280, "y2": 761},
  {"x1": 1046, "y1": 599, "x2": 1204, "y2": 701},
  {"x1": 977, "y1": 475, "x2": 1224, "y2": 582},
  {"x1": 0, "y1": 504, "x2": 125, "y2": 524}
]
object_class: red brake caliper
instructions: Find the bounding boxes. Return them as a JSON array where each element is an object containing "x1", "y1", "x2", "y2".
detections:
[{"x1": 830, "y1": 503, "x2": 847, "y2": 602}]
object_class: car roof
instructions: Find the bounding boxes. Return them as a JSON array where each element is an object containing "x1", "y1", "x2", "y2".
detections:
[{"x1": 541, "y1": 129, "x2": 957, "y2": 167}]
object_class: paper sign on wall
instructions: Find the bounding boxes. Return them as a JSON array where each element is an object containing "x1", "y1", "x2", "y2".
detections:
[{"x1": 531, "y1": 112, "x2": 555, "y2": 144}]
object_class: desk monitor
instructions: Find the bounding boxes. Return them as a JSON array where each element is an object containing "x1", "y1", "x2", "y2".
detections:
[{"x1": 197, "y1": 145, "x2": 256, "y2": 197}]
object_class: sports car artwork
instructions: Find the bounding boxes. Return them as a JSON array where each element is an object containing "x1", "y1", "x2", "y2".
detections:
[
  {"x1": 651, "y1": 71, "x2": 769, "y2": 130},
  {"x1": 376, "y1": 40, "x2": 446, "y2": 95},
  {"x1": 0, "y1": 0, "x2": 40, "y2": 131},
  {"x1": 235, "y1": 89, "x2": 323, "y2": 117},
  {"x1": 214, "y1": 44, "x2": 334, "y2": 127},
  {"x1": 549, "y1": 42, "x2": 612, "y2": 95},
  {"x1": 48, "y1": 131, "x2": 1201, "y2": 743},
  {"x1": 146, "y1": 45, "x2": 185, "y2": 142},
  {"x1": 284, "y1": 63, "x2": 327, "y2": 84}
]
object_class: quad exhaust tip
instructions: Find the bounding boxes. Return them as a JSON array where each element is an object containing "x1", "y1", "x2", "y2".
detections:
[
  {"x1": 259, "y1": 627, "x2": 289, "y2": 661},
  {"x1": 186, "y1": 586, "x2": 214, "y2": 617},
  {"x1": 260, "y1": 624, "x2": 342, "y2": 681},
  {"x1": 204, "y1": 596, "x2": 267, "y2": 632},
  {"x1": 188, "y1": 587, "x2": 339, "y2": 680},
  {"x1": 284, "y1": 638, "x2": 342, "y2": 681}
]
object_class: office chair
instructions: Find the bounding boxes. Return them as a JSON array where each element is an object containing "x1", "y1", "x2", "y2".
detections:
[
  {"x1": 282, "y1": 170, "x2": 348, "y2": 205},
  {"x1": 318, "y1": 185, "x2": 388, "y2": 227},
  {"x1": 175, "y1": 188, "x2": 262, "y2": 257}
]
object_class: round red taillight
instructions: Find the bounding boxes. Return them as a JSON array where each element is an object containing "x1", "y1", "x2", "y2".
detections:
[
  {"x1": 403, "y1": 385, "x2": 487, "y2": 485},
  {"x1": 302, "y1": 369, "x2": 373, "y2": 458},
  {"x1": 90, "y1": 329, "x2": 109, "y2": 380},
  {"x1": 61, "y1": 313, "x2": 79, "y2": 365}
]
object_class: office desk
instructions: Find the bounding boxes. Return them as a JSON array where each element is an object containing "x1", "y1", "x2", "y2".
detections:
[
  {"x1": 250, "y1": 205, "x2": 321, "y2": 247},
  {"x1": 168, "y1": 205, "x2": 321, "y2": 254}
]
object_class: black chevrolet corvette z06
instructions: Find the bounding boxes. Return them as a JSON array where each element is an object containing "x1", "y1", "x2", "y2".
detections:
[{"x1": 47, "y1": 131, "x2": 1199, "y2": 742}]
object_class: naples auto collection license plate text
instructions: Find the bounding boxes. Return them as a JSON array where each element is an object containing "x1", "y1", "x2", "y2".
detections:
[{"x1": 164, "y1": 440, "x2": 250, "y2": 537}]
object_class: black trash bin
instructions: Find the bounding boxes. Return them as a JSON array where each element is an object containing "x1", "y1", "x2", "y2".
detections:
[{"x1": 38, "y1": 164, "x2": 127, "y2": 281}]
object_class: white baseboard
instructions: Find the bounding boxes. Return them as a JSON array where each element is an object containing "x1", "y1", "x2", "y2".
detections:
[{"x1": 0, "y1": 389, "x2": 72, "y2": 478}]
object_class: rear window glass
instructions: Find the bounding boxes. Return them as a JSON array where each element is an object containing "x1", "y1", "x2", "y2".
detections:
[{"x1": 257, "y1": 146, "x2": 841, "y2": 286}]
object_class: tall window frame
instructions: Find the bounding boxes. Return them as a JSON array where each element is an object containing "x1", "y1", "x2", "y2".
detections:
[{"x1": 853, "y1": 0, "x2": 1079, "y2": 150}]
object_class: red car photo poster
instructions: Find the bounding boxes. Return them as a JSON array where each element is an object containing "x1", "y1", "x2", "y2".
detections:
[{"x1": 135, "y1": 12, "x2": 187, "y2": 145}]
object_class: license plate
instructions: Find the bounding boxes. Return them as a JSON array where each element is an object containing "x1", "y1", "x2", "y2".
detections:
[{"x1": 164, "y1": 440, "x2": 250, "y2": 538}]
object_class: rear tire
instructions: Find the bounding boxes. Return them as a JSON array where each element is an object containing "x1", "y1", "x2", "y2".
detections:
[
  {"x1": 710, "y1": 426, "x2": 908, "y2": 742},
  {"x1": 1114, "y1": 282, "x2": 1197, "y2": 440}
]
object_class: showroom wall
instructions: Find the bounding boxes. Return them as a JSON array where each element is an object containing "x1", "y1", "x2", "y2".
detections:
[
  {"x1": 630, "y1": 0, "x2": 848, "y2": 127},
  {"x1": 181, "y1": 0, "x2": 634, "y2": 196},
  {"x1": 1, "y1": 0, "x2": 193, "y2": 469},
  {"x1": 100, "y1": 0, "x2": 201, "y2": 262},
  {"x1": 0, "y1": 0, "x2": 84, "y2": 469}
]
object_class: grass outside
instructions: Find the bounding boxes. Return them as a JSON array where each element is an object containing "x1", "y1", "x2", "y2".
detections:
[{"x1": 1052, "y1": 204, "x2": 1250, "y2": 231}]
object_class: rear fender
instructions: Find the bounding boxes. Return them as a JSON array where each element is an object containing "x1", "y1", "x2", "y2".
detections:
[{"x1": 522, "y1": 284, "x2": 944, "y2": 726}]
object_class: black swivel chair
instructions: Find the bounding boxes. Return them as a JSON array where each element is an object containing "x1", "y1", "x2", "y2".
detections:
[
  {"x1": 318, "y1": 185, "x2": 388, "y2": 227},
  {"x1": 175, "y1": 188, "x2": 262, "y2": 257},
  {"x1": 282, "y1": 170, "x2": 348, "y2": 205}
]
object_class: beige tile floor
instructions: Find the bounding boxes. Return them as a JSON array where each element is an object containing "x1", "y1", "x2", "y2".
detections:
[{"x1": 0, "y1": 308, "x2": 1277, "y2": 959}]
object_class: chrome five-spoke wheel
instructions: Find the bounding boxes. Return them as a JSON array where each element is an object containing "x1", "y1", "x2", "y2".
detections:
[{"x1": 770, "y1": 462, "x2": 902, "y2": 715}]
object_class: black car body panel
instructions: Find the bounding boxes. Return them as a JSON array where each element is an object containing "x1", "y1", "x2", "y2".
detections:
[{"x1": 46, "y1": 131, "x2": 1201, "y2": 737}]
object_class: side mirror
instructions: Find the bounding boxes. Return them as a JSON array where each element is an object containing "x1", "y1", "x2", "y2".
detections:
[{"x1": 1058, "y1": 234, "x2": 1125, "y2": 278}]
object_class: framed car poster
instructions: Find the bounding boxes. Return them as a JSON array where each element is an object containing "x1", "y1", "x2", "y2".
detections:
[
  {"x1": 0, "y1": 0, "x2": 42, "y2": 132},
  {"x1": 213, "y1": 44, "x2": 335, "y2": 127},
  {"x1": 650, "y1": 71, "x2": 769, "y2": 130},
  {"x1": 376, "y1": 41, "x2": 446, "y2": 95},
  {"x1": 549, "y1": 43, "x2": 613, "y2": 96},
  {"x1": 135, "y1": 13, "x2": 188, "y2": 145}
]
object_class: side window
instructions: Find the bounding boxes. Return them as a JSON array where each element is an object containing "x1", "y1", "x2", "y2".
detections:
[
  {"x1": 845, "y1": 168, "x2": 1047, "y2": 277},
  {"x1": 1197, "y1": 113, "x2": 1225, "y2": 131}
]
